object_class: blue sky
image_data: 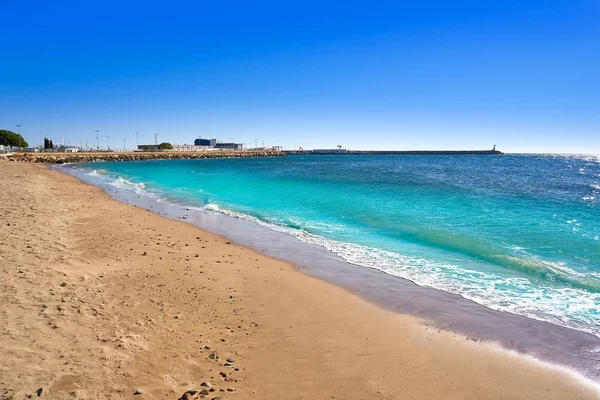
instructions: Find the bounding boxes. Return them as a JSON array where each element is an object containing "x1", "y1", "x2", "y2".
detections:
[{"x1": 1, "y1": 0, "x2": 599, "y2": 152}]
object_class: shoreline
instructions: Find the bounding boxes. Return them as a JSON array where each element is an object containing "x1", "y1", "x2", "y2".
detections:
[
  {"x1": 58, "y1": 162, "x2": 600, "y2": 380},
  {"x1": 2, "y1": 161, "x2": 600, "y2": 399}
]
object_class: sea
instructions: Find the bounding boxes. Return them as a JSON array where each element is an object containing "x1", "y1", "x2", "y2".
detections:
[{"x1": 65, "y1": 154, "x2": 600, "y2": 342}]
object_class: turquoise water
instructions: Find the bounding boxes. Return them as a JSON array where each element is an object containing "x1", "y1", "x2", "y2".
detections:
[{"x1": 76, "y1": 154, "x2": 600, "y2": 336}]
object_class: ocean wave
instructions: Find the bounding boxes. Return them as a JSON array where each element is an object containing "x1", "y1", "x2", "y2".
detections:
[
  {"x1": 84, "y1": 168, "x2": 110, "y2": 177},
  {"x1": 490, "y1": 254, "x2": 600, "y2": 292},
  {"x1": 82, "y1": 169, "x2": 165, "y2": 202},
  {"x1": 372, "y1": 224, "x2": 600, "y2": 294},
  {"x1": 109, "y1": 176, "x2": 147, "y2": 192},
  {"x1": 203, "y1": 203, "x2": 220, "y2": 212}
]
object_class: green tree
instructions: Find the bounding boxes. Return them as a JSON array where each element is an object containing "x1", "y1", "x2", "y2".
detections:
[
  {"x1": 0, "y1": 129, "x2": 28, "y2": 147},
  {"x1": 158, "y1": 142, "x2": 173, "y2": 150}
]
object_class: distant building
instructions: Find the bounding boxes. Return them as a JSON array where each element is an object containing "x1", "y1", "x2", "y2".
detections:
[
  {"x1": 192, "y1": 138, "x2": 244, "y2": 150},
  {"x1": 22, "y1": 147, "x2": 40, "y2": 153},
  {"x1": 194, "y1": 138, "x2": 217, "y2": 147},
  {"x1": 138, "y1": 144, "x2": 213, "y2": 152},
  {"x1": 215, "y1": 142, "x2": 244, "y2": 150},
  {"x1": 139, "y1": 140, "x2": 244, "y2": 152},
  {"x1": 64, "y1": 147, "x2": 79, "y2": 153}
]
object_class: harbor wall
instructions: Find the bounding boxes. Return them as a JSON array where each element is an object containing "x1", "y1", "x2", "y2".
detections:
[
  {"x1": 1, "y1": 150, "x2": 286, "y2": 164},
  {"x1": 284, "y1": 149, "x2": 503, "y2": 155}
]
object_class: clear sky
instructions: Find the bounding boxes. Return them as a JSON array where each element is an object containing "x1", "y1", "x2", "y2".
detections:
[{"x1": 1, "y1": 0, "x2": 599, "y2": 152}]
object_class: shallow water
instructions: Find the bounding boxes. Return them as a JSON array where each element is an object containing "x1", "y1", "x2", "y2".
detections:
[{"x1": 70, "y1": 154, "x2": 600, "y2": 338}]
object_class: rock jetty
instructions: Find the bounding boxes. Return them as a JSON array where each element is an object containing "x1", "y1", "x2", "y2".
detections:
[{"x1": 1, "y1": 150, "x2": 286, "y2": 164}]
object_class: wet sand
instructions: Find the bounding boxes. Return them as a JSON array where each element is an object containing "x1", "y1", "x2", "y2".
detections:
[{"x1": 1, "y1": 161, "x2": 599, "y2": 399}]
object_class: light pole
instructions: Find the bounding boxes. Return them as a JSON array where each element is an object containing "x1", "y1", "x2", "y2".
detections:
[
  {"x1": 254, "y1": 139, "x2": 258, "y2": 149},
  {"x1": 136, "y1": 130, "x2": 139, "y2": 148},
  {"x1": 95, "y1": 130, "x2": 99, "y2": 151},
  {"x1": 15, "y1": 124, "x2": 22, "y2": 148},
  {"x1": 230, "y1": 137, "x2": 234, "y2": 150},
  {"x1": 106, "y1": 136, "x2": 110, "y2": 151},
  {"x1": 124, "y1": 139, "x2": 126, "y2": 151},
  {"x1": 154, "y1": 133, "x2": 158, "y2": 145}
]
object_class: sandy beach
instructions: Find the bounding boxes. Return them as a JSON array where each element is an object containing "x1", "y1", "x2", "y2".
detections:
[{"x1": 1, "y1": 161, "x2": 599, "y2": 400}]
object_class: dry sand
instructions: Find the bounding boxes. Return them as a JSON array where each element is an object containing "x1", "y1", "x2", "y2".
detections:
[{"x1": 1, "y1": 161, "x2": 598, "y2": 400}]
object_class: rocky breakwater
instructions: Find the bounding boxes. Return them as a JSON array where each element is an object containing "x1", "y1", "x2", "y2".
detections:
[{"x1": 2, "y1": 150, "x2": 286, "y2": 164}]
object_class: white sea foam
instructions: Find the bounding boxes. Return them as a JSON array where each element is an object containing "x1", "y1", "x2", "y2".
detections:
[
  {"x1": 204, "y1": 204, "x2": 220, "y2": 212},
  {"x1": 94, "y1": 173, "x2": 166, "y2": 203},
  {"x1": 83, "y1": 168, "x2": 109, "y2": 177},
  {"x1": 109, "y1": 176, "x2": 147, "y2": 193}
]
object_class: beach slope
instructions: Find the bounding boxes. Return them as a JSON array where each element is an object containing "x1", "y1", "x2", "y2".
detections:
[{"x1": 1, "y1": 162, "x2": 598, "y2": 399}]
